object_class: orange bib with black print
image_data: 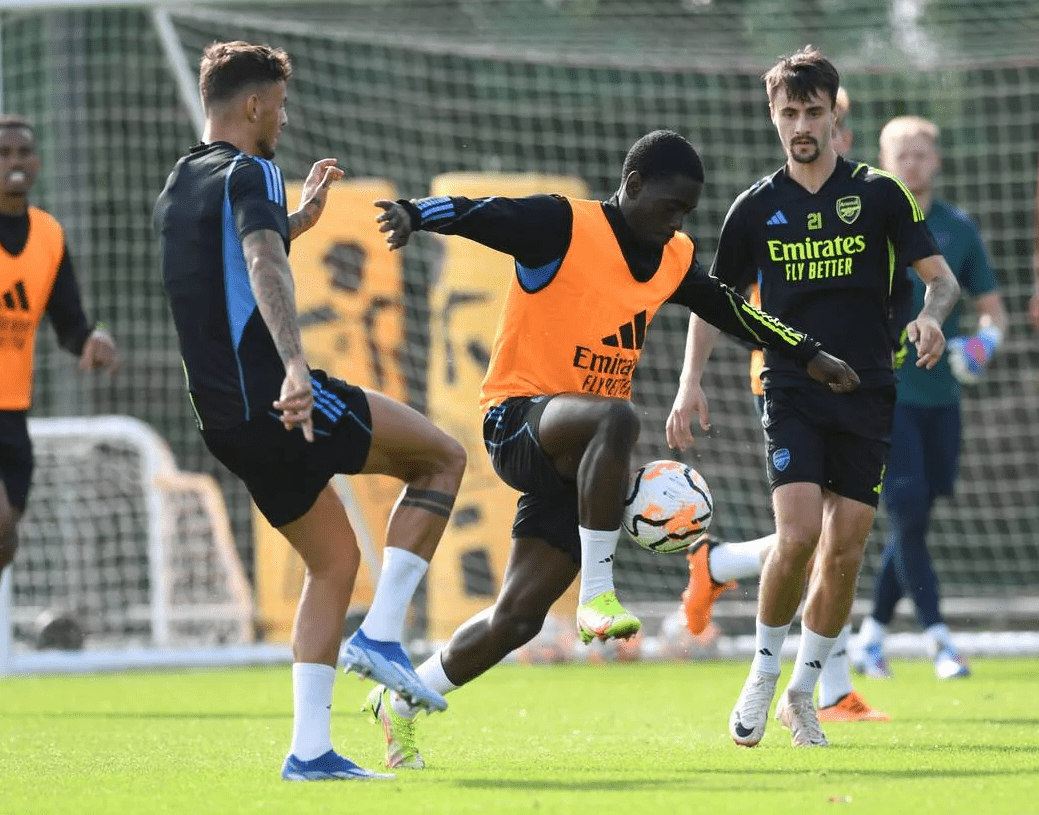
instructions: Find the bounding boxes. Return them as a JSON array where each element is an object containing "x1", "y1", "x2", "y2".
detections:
[
  {"x1": 479, "y1": 197, "x2": 693, "y2": 412},
  {"x1": 0, "y1": 207, "x2": 65, "y2": 410}
]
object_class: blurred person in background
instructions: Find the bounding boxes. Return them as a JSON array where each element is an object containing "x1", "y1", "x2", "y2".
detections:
[
  {"x1": 852, "y1": 115, "x2": 1007, "y2": 681},
  {"x1": 0, "y1": 114, "x2": 119, "y2": 583}
]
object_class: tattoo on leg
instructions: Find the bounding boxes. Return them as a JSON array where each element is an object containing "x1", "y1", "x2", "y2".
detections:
[{"x1": 400, "y1": 487, "x2": 455, "y2": 519}]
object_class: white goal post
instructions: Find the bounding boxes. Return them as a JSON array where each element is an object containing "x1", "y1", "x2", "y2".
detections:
[{"x1": 0, "y1": 416, "x2": 284, "y2": 676}]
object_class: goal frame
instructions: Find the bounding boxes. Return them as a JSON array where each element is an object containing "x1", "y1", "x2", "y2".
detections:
[{"x1": 0, "y1": 415, "x2": 263, "y2": 676}]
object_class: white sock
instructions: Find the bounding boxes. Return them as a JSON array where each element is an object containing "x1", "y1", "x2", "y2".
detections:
[
  {"x1": 818, "y1": 624, "x2": 854, "y2": 708},
  {"x1": 290, "y1": 662, "x2": 335, "y2": 761},
  {"x1": 751, "y1": 619, "x2": 790, "y2": 675},
  {"x1": 709, "y1": 534, "x2": 776, "y2": 583},
  {"x1": 857, "y1": 615, "x2": 887, "y2": 649},
  {"x1": 391, "y1": 651, "x2": 460, "y2": 719},
  {"x1": 578, "y1": 526, "x2": 620, "y2": 603},
  {"x1": 925, "y1": 623, "x2": 953, "y2": 655},
  {"x1": 360, "y1": 546, "x2": 429, "y2": 642},
  {"x1": 788, "y1": 626, "x2": 838, "y2": 695}
]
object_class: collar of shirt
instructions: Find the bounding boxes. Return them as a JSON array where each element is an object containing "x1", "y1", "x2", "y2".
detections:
[{"x1": 0, "y1": 210, "x2": 30, "y2": 256}]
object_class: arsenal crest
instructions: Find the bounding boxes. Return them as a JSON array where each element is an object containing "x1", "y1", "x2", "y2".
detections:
[{"x1": 836, "y1": 195, "x2": 861, "y2": 225}]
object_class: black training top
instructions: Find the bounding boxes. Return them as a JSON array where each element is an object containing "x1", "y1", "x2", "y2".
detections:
[
  {"x1": 711, "y1": 156, "x2": 940, "y2": 389},
  {"x1": 154, "y1": 141, "x2": 290, "y2": 429}
]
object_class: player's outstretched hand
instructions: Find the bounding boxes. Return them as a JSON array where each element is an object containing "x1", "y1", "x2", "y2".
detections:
[
  {"x1": 666, "y1": 380, "x2": 710, "y2": 452},
  {"x1": 78, "y1": 326, "x2": 120, "y2": 374},
  {"x1": 374, "y1": 199, "x2": 414, "y2": 250},
  {"x1": 906, "y1": 314, "x2": 945, "y2": 369},
  {"x1": 806, "y1": 350, "x2": 859, "y2": 393},
  {"x1": 274, "y1": 356, "x2": 314, "y2": 442},
  {"x1": 295, "y1": 158, "x2": 345, "y2": 232}
]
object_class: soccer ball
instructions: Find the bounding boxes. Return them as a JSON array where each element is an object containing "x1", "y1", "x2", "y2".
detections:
[{"x1": 621, "y1": 460, "x2": 712, "y2": 553}]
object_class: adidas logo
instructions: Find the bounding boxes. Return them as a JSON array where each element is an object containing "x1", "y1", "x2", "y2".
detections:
[
  {"x1": 602, "y1": 310, "x2": 647, "y2": 350},
  {"x1": 758, "y1": 647, "x2": 773, "y2": 657},
  {"x1": 766, "y1": 210, "x2": 788, "y2": 226},
  {"x1": 1, "y1": 280, "x2": 29, "y2": 311},
  {"x1": 805, "y1": 659, "x2": 823, "y2": 669}
]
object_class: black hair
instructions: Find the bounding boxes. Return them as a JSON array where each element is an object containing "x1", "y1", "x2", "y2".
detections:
[
  {"x1": 0, "y1": 114, "x2": 35, "y2": 135},
  {"x1": 621, "y1": 130, "x2": 704, "y2": 185}
]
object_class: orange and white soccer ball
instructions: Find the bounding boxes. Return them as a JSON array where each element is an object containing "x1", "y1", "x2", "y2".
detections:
[{"x1": 621, "y1": 460, "x2": 713, "y2": 553}]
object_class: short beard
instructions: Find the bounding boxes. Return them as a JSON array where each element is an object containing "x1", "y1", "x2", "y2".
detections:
[{"x1": 790, "y1": 141, "x2": 821, "y2": 164}]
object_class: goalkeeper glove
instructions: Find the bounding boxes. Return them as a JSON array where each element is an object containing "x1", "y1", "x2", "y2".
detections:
[{"x1": 947, "y1": 325, "x2": 1002, "y2": 385}]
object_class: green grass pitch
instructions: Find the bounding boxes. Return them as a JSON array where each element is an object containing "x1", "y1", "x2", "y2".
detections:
[{"x1": 2, "y1": 657, "x2": 1038, "y2": 814}]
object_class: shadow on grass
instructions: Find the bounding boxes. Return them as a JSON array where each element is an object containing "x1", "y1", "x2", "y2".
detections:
[{"x1": 451, "y1": 762, "x2": 1039, "y2": 791}]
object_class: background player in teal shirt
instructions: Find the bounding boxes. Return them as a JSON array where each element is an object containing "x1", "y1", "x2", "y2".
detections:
[{"x1": 854, "y1": 115, "x2": 1008, "y2": 680}]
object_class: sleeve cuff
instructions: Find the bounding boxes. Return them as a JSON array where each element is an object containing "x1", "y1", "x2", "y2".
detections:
[
  {"x1": 790, "y1": 336, "x2": 822, "y2": 367},
  {"x1": 398, "y1": 199, "x2": 423, "y2": 232}
]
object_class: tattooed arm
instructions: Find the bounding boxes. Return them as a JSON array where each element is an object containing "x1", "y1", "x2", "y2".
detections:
[
  {"x1": 242, "y1": 228, "x2": 313, "y2": 440},
  {"x1": 288, "y1": 158, "x2": 345, "y2": 241},
  {"x1": 908, "y1": 254, "x2": 961, "y2": 370}
]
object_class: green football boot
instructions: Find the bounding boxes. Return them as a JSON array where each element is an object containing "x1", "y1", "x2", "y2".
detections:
[
  {"x1": 363, "y1": 685, "x2": 426, "y2": 769},
  {"x1": 575, "y1": 590, "x2": 642, "y2": 644}
]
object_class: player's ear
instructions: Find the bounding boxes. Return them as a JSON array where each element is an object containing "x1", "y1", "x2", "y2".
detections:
[
  {"x1": 245, "y1": 93, "x2": 259, "y2": 123},
  {"x1": 623, "y1": 171, "x2": 642, "y2": 199}
]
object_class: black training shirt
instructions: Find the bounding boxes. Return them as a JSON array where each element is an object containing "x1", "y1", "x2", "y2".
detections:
[
  {"x1": 711, "y1": 156, "x2": 940, "y2": 388},
  {"x1": 154, "y1": 141, "x2": 290, "y2": 428}
]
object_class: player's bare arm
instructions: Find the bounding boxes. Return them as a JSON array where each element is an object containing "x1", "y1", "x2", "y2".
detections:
[
  {"x1": 288, "y1": 158, "x2": 344, "y2": 240},
  {"x1": 908, "y1": 254, "x2": 961, "y2": 368},
  {"x1": 374, "y1": 199, "x2": 413, "y2": 250},
  {"x1": 667, "y1": 314, "x2": 720, "y2": 451},
  {"x1": 242, "y1": 228, "x2": 313, "y2": 440}
]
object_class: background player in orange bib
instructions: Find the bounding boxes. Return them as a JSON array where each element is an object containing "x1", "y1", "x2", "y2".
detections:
[{"x1": 0, "y1": 114, "x2": 119, "y2": 582}]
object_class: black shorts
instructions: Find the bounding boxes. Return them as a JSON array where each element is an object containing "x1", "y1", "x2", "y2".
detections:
[
  {"x1": 483, "y1": 396, "x2": 580, "y2": 562},
  {"x1": 202, "y1": 372, "x2": 372, "y2": 528},
  {"x1": 0, "y1": 410, "x2": 32, "y2": 512},
  {"x1": 762, "y1": 385, "x2": 896, "y2": 507}
]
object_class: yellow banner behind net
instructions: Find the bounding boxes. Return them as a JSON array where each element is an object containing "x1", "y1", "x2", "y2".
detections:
[{"x1": 253, "y1": 179, "x2": 406, "y2": 643}]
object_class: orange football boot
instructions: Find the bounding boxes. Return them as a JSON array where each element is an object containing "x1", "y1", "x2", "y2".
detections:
[
  {"x1": 681, "y1": 535, "x2": 736, "y2": 636},
  {"x1": 817, "y1": 691, "x2": 891, "y2": 723}
]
